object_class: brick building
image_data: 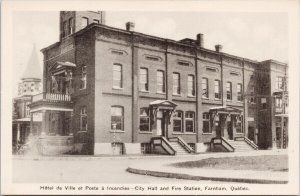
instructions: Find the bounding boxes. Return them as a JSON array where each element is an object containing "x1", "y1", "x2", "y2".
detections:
[{"x1": 29, "y1": 11, "x2": 288, "y2": 155}]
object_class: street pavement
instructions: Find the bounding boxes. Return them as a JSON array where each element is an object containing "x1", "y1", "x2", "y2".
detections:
[{"x1": 13, "y1": 149, "x2": 287, "y2": 184}]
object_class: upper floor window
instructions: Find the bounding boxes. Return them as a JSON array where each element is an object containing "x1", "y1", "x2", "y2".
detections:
[
  {"x1": 261, "y1": 98, "x2": 267, "y2": 109},
  {"x1": 81, "y1": 17, "x2": 89, "y2": 29},
  {"x1": 187, "y1": 75, "x2": 195, "y2": 96},
  {"x1": 185, "y1": 112, "x2": 195, "y2": 133},
  {"x1": 139, "y1": 68, "x2": 148, "y2": 91},
  {"x1": 173, "y1": 111, "x2": 183, "y2": 132},
  {"x1": 140, "y1": 108, "x2": 150, "y2": 132},
  {"x1": 25, "y1": 102, "x2": 30, "y2": 117},
  {"x1": 173, "y1": 73, "x2": 180, "y2": 95},
  {"x1": 202, "y1": 78, "x2": 208, "y2": 98},
  {"x1": 214, "y1": 80, "x2": 221, "y2": 99},
  {"x1": 63, "y1": 21, "x2": 68, "y2": 37},
  {"x1": 80, "y1": 107, "x2": 87, "y2": 131},
  {"x1": 276, "y1": 76, "x2": 284, "y2": 90},
  {"x1": 226, "y1": 82, "x2": 232, "y2": 100},
  {"x1": 111, "y1": 106, "x2": 124, "y2": 131},
  {"x1": 202, "y1": 113, "x2": 211, "y2": 133},
  {"x1": 250, "y1": 85, "x2": 255, "y2": 103},
  {"x1": 237, "y1": 83, "x2": 243, "y2": 101},
  {"x1": 80, "y1": 66, "x2": 87, "y2": 89},
  {"x1": 275, "y1": 97, "x2": 283, "y2": 108},
  {"x1": 156, "y1": 70, "x2": 165, "y2": 93},
  {"x1": 113, "y1": 64, "x2": 122, "y2": 88},
  {"x1": 68, "y1": 18, "x2": 74, "y2": 34}
]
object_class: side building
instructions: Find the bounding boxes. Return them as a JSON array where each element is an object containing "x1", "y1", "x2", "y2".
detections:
[{"x1": 29, "y1": 11, "x2": 288, "y2": 155}]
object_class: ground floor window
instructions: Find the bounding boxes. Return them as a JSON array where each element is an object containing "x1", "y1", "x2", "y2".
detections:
[
  {"x1": 111, "y1": 106, "x2": 124, "y2": 131},
  {"x1": 173, "y1": 111, "x2": 183, "y2": 132},
  {"x1": 80, "y1": 107, "x2": 87, "y2": 131},
  {"x1": 139, "y1": 108, "x2": 150, "y2": 132},
  {"x1": 202, "y1": 113, "x2": 211, "y2": 133},
  {"x1": 185, "y1": 111, "x2": 195, "y2": 132},
  {"x1": 235, "y1": 116, "x2": 243, "y2": 133},
  {"x1": 187, "y1": 143, "x2": 195, "y2": 152},
  {"x1": 111, "y1": 143, "x2": 123, "y2": 155},
  {"x1": 141, "y1": 143, "x2": 151, "y2": 154}
]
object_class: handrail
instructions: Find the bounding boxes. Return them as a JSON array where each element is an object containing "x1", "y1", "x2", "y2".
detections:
[
  {"x1": 211, "y1": 137, "x2": 235, "y2": 152},
  {"x1": 173, "y1": 136, "x2": 193, "y2": 153},
  {"x1": 32, "y1": 92, "x2": 71, "y2": 103},
  {"x1": 221, "y1": 137, "x2": 235, "y2": 152},
  {"x1": 244, "y1": 137, "x2": 258, "y2": 150},
  {"x1": 151, "y1": 137, "x2": 176, "y2": 155}
]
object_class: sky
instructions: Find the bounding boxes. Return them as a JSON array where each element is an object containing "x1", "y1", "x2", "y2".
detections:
[{"x1": 12, "y1": 11, "x2": 288, "y2": 96}]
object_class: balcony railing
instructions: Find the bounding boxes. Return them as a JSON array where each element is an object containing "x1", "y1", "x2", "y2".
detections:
[{"x1": 32, "y1": 92, "x2": 71, "y2": 103}]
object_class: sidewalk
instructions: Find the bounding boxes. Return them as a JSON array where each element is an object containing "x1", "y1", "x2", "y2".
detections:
[{"x1": 127, "y1": 150, "x2": 289, "y2": 184}]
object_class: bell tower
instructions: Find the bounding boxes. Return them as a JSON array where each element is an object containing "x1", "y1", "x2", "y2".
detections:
[{"x1": 59, "y1": 11, "x2": 106, "y2": 40}]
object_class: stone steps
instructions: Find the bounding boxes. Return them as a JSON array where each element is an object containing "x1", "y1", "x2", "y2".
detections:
[{"x1": 169, "y1": 141, "x2": 190, "y2": 155}]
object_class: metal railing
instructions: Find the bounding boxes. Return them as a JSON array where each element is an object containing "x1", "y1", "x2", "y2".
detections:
[
  {"x1": 211, "y1": 137, "x2": 235, "y2": 152},
  {"x1": 32, "y1": 92, "x2": 71, "y2": 103},
  {"x1": 168, "y1": 136, "x2": 193, "y2": 153},
  {"x1": 151, "y1": 137, "x2": 176, "y2": 155}
]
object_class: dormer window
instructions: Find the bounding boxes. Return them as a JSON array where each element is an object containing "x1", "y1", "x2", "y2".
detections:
[{"x1": 68, "y1": 18, "x2": 74, "y2": 34}]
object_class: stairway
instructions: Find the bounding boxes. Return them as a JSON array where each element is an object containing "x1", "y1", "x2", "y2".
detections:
[
  {"x1": 227, "y1": 140, "x2": 256, "y2": 152},
  {"x1": 169, "y1": 141, "x2": 190, "y2": 155}
]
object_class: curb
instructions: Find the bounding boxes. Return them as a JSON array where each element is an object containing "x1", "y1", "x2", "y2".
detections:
[{"x1": 126, "y1": 167, "x2": 288, "y2": 184}]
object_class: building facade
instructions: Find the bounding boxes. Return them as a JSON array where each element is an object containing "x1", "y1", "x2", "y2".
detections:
[
  {"x1": 29, "y1": 11, "x2": 288, "y2": 155},
  {"x1": 12, "y1": 46, "x2": 42, "y2": 153}
]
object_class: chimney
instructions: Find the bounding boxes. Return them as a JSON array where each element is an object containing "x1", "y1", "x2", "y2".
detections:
[
  {"x1": 215, "y1": 44, "x2": 223, "y2": 53},
  {"x1": 126, "y1": 22, "x2": 135, "y2": 31},
  {"x1": 196, "y1": 33, "x2": 204, "y2": 48}
]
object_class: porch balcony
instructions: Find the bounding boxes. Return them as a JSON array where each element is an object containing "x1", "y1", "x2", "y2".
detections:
[{"x1": 30, "y1": 92, "x2": 73, "y2": 112}]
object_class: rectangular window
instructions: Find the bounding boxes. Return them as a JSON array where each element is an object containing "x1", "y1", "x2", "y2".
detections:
[
  {"x1": 81, "y1": 17, "x2": 89, "y2": 29},
  {"x1": 173, "y1": 111, "x2": 183, "y2": 132},
  {"x1": 275, "y1": 97, "x2": 283, "y2": 108},
  {"x1": 63, "y1": 21, "x2": 68, "y2": 37},
  {"x1": 235, "y1": 116, "x2": 243, "y2": 133},
  {"x1": 25, "y1": 102, "x2": 30, "y2": 117},
  {"x1": 139, "y1": 68, "x2": 148, "y2": 91},
  {"x1": 261, "y1": 98, "x2": 267, "y2": 109},
  {"x1": 185, "y1": 112, "x2": 195, "y2": 133},
  {"x1": 173, "y1": 73, "x2": 180, "y2": 95},
  {"x1": 80, "y1": 66, "x2": 87, "y2": 89},
  {"x1": 202, "y1": 78, "x2": 208, "y2": 98},
  {"x1": 202, "y1": 113, "x2": 211, "y2": 133},
  {"x1": 113, "y1": 64, "x2": 122, "y2": 88},
  {"x1": 68, "y1": 18, "x2": 74, "y2": 34},
  {"x1": 226, "y1": 82, "x2": 232, "y2": 100},
  {"x1": 156, "y1": 70, "x2": 165, "y2": 93},
  {"x1": 237, "y1": 83, "x2": 243, "y2": 101},
  {"x1": 214, "y1": 80, "x2": 221, "y2": 99},
  {"x1": 111, "y1": 106, "x2": 124, "y2": 131},
  {"x1": 276, "y1": 76, "x2": 284, "y2": 90},
  {"x1": 80, "y1": 107, "x2": 87, "y2": 131},
  {"x1": 139, "y1": 108, "x2": 150, "y2": 132},
  {"x1": 187, "y1": 75, "x2": 195, "y2": 96}
]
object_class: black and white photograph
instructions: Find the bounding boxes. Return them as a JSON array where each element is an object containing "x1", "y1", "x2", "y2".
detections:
[{"x1": 1, "y1": 0, "x2": 299, "y2": 195}]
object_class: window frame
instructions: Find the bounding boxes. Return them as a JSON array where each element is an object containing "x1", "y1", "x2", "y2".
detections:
[
  {"x1": 139, "y1": 68, "x2": 149, "y2": 92},
  {"x1": 202, "y1": 77, "x2": 209, "y2": 98},
  {"x1": 156, "y1": 70, "x2": 165, "y2": 93},
  {"x1": 111, "y1": 106, "x2": 124, "y2": 131},
  {"x1": 237, "y1": 83, "x2": 243, "y2": 101},
  {"x1": 68, "y1": 18, "x2": 74, "y2": 34},
  {"x1": 173, "y1": 110, "x2": 183, "y2": 132},
  {"x1": 185, "y1": 111, "x2": 195, "y2": 133},
  {"x1": 80, "y1": 107, "x2": 87, "y2": 132},
  {"x1": 214, "y1": 80, "x2": 221, "y2": 100},
  {"x1": 173, "y1": 72, "x2": 181, "y2": 95},
  {"x1": 202, "y1": 112, "x2": 211, "y2": 134},
  {"x1": 226, "y1": 82, "x2": 232, "y2": 101},
  {"x1": 80, "y1": 66, "x2": 87, "y2": 90},
  {"x1": 187, "y1": 74, "x2": 195, "y2": 97},
  {"x1": 81, "y1": 17, "x2": 89, "y2": 29},
  {"x1": 139, "y1": 107, "x2": 150, "y2": 132},
  {"x1": 112, "y1": 64, "x2": 123, "y2": 89},
  {"x1": 235, "y1": 116, "x2": 243, "y2": 133}
]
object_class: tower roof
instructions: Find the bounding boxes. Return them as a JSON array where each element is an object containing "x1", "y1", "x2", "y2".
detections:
[{"x1": 21, "y1": 45, "x2": 42, "y2": 80}]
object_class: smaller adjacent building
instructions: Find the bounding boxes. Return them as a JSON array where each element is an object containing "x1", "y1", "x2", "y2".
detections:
[{"x1": 12, "y1": 46, "x2": 42, "y2": 153}]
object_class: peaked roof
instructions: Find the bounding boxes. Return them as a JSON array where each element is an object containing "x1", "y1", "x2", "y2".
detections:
[
  {"x1": 149, "y1": 100, "x2": 177, "y2": 107},
  {"x1": 21, "y1": 45, "x2": 42, "y2": 80}
]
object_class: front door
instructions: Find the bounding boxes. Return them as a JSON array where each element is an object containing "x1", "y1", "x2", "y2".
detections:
[
  {"x1": 227, "y1": 120, "x2": 233, "y2": 140},
  {"x1": 157, "y1": 119, "x2": 162, "y2": 136}
]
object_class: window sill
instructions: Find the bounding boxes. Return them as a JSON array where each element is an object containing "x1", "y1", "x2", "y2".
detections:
[
  {"x1": 202, "y1": 97, "x2": 209, "y2": 100},
  {"x1": 235, "y1": 132, "x2": 244, "y2": 134},
  {"x1": 77, "y1": 130, "x2": 87, "y2": 133},
  {"x1": 237, "y1": 100, "x2": 243, "y2": 103},
  {"x1": 187, "y1": 95, "x2": 196, "y2": 98},
  {"x1": 138, "y1": 131, "x2": 153, "y2": 134},
  {"x1": 139, "y1": 90, "x2": 149, "y2": 93},
  {"x1": 112, "y1": 87, "x2": 124, "y2": 90},
  {"x1": 226, "y1": 99, "x2": 232, "y2": 102},
  {"x1": 202, "y1": 132, "x2": 213, "y2": 135},
  {"x1": 110, "y1": 130, "x2": 125, "y2": 133},
  {"x1": 156, "y1": 92, "x2": 166, "y2": 95},
  {"x1": 172, "y1": 93, "x2": 182, "y2": 97},
  {"x1": 79, "y1": 88, "x2": 86, "y2": 91},
  {"x1": 172, "y1": 132, "x2": 196, "y2": 135},
  {"x1": 214, "y1": 98, "x2": 221, "y2": 101}
]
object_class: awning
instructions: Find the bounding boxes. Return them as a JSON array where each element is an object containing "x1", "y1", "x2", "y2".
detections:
[
  {"x1": 13, "y1": 117, "x2": 42, "y2": 122},
  {"x1": 209, "y1": 106, "x2": 242, "y2": 114}
]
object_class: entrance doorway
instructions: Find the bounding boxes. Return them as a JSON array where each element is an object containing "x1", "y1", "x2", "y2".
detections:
[
  {"x1": 156, "y1": 111, "x2": 165, "y2": 137},
  {"x1": 227, "y1": 120, "x2": 233, "y2": 140}
]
